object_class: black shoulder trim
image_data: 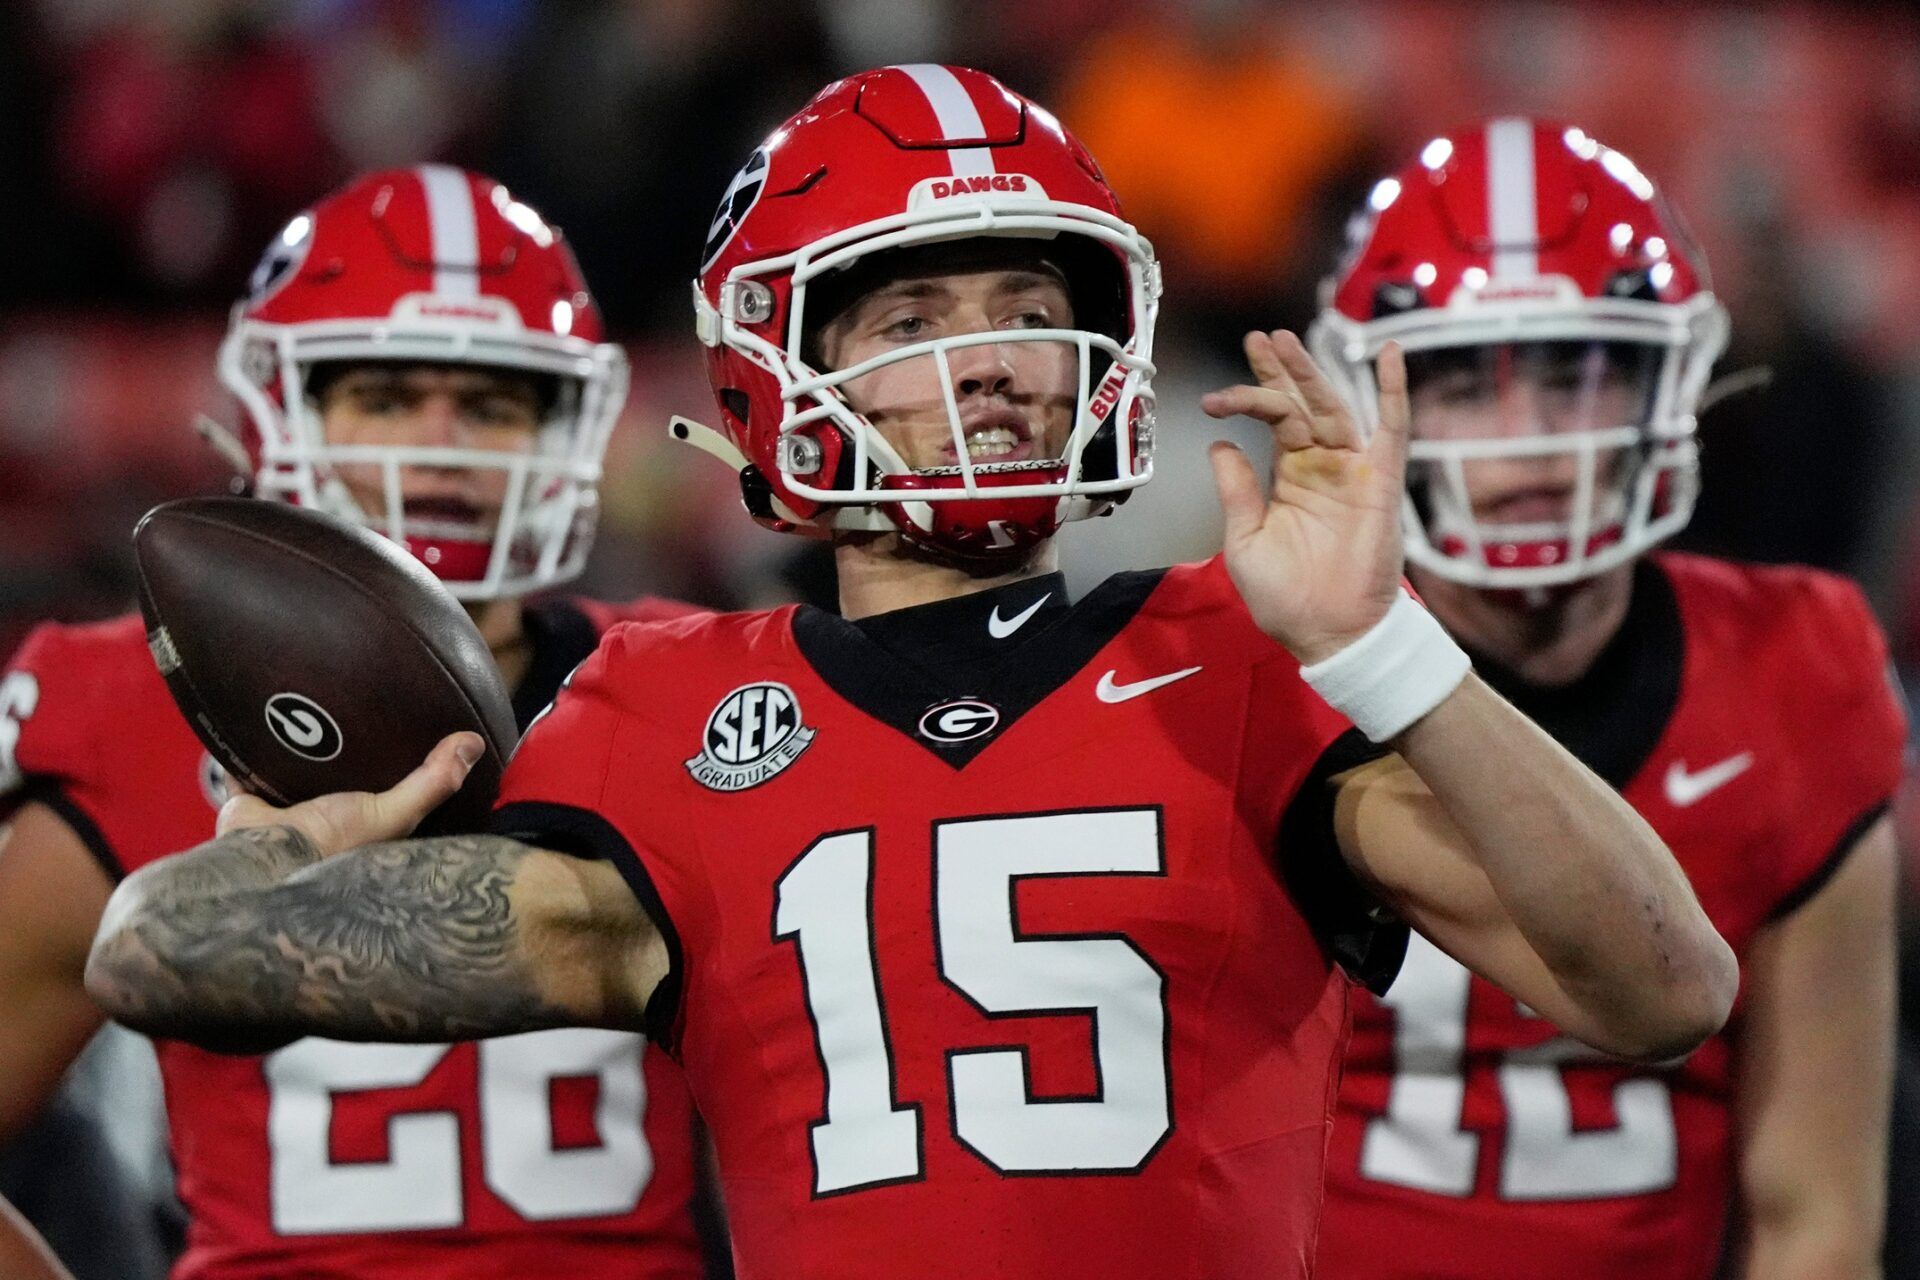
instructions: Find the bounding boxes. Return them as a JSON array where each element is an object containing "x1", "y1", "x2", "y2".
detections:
[
  {"x1": 1276, "y1": 728, "x2": 1408, "y2": 994},
  {"x1": 513, "y1": 598, "x2": 605, "y2": 732},
  {"x1": 15, "y1": 780, "x2": 124, "y2": 883},
  {"x1": 1767, "y1": 799, "x2": 1891, "y2": 924},
  {"x1": 489, "y1": 800, "x2": 685, "y2": 1053}
]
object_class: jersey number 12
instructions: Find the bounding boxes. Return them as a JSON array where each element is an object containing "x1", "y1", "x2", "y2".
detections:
[{"x1": 1361, "y1": 932, "x2": 1677, "y2": 1199}]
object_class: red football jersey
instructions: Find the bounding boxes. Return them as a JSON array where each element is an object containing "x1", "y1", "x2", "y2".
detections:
[
  {"x1": 0, "y1": 598, "x2": 709, "y2": 1280},
  {"x1": 494, "y1": 559, "x2": 1406, "y2": 1280},
  {"x1": 1319, "y1": 553, "x2": 1907, "y2": 1279}
]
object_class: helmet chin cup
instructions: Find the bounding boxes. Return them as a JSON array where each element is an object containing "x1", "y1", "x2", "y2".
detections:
[
  {"x1": 405, "y1": 535, "x2": 495, "y2": 585},
  {"x1": 1431, "y1": 526, "x2": 1628, "y2": 580},
  {"x1": 880, "y1": 468, "x2": 1064, "y2": 564}
]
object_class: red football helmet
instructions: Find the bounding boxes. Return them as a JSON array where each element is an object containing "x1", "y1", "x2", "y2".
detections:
[
  {"x1": 1310, "y1": 120, "x2": 1729, "y2": 588},
  {"x1": 681, "y1": 64, "x2": 1160, "y2": 563},
  {"x1": 218, "y1": 166, "x2": 629, "y2": 599}
]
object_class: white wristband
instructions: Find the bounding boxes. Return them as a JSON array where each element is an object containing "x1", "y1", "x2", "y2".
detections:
[{"x1": 1299, "y1": 590, "x2": 1471, "y2": 742}]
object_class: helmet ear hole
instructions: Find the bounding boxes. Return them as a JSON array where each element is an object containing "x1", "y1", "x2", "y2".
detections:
[{"x1": 721, "y1": 388, "x2": 751, "y2": 426}]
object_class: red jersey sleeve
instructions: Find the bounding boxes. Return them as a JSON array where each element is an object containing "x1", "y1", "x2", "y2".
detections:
[
  {"x1": 490, "y1": 624, "x2": 695, "y2": 1050},
  {"x1": 1, "y1": 622, "x2": 123, "y2": 877},
  {"x1": 1769, "y1": 574, "x2": 1907, "y2": 919}
]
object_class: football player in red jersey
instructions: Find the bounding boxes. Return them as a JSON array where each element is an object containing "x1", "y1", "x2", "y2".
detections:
[
  {"x1": 1310, "y1": 120, "x2": 1906, "y2": 1280},
  {"x1": 0, "y1": 168, "x2": 712, "y2": 1280},
  {"x1": 85, "y1": 69, "x2": 1738, "y2": 1280}
]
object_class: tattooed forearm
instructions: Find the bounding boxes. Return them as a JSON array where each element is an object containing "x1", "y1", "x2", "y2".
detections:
[
  {"x1": 138, "y1": 823, "x2": 327, "y2": 897},
  {"x1": 87, "y1": 833, "x2": 573, "y2": 1047}
]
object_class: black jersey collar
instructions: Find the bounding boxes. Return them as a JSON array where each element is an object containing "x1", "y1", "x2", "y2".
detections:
[
  {"x1": 1465, "y1": 558, "x2": 1684, "y2": 789},
  {"x1": 848, "y1": 572, "x2": 1070, "y2": 668},
  {"x1": 793, "y1": 569, "x2": 1165, "y2": 768}
]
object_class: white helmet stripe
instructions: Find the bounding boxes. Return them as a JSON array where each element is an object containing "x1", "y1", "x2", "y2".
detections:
[
  {"x1": 1485, "y1": 118, "x2": 1539, "y2": 280},
  {"x1": 891, "y1": 63, "x2": 996, "y2": 178},
  {"x1": 417, "y1": 164, "x2": 481, "y2": 299}
]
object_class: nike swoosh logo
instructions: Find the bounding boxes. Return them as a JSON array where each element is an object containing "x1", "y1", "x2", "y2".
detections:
[
  {"x1": 1096, "y1": 665, "x2": 1203, "y2": 704},
  {"x1": 988, "y1": 593, "x2": 1052, "y2": 639},
  {"x1": 1664, "y1": 752, "x2": 1754, "y2": 807}
]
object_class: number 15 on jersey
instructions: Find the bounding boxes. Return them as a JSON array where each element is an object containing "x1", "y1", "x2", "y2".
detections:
[{"x1": 774, "y1": 809, "x2": 1176, "y2": 1195}]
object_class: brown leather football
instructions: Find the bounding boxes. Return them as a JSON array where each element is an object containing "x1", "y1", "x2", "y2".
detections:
[{"x1": 132, "y1": 497, "x2": 517, "y2": 836}]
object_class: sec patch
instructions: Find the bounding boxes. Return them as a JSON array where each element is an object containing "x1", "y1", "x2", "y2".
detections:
[{"x1": 686, "y1": 682, "x2": 816, "y2": 792}]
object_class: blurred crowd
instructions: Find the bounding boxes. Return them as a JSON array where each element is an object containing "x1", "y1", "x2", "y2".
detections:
[
  {"x1": 7, "y1": 1, "x2": 1920, "y2": 628},
  {"x1": 6, "y1": 0, "x2": 1920, "y2": 1274}
]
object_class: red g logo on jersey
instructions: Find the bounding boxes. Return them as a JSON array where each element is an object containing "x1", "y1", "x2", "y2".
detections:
[{"x1": 685, "y1": 682, "x2": 817, "y2": 792}]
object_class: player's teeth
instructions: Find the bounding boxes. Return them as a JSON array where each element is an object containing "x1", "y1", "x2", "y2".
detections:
[{"x1": 965, "y1": 428, "x2": 1017, "y2": 459}]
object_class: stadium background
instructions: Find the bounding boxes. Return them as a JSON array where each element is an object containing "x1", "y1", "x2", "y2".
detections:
[{"x1": 2, "y1": 0, "x2": 1919, "y2": 1274}]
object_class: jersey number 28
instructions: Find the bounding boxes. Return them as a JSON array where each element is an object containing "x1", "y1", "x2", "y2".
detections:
[{"x1": 265, "y1": 1029, "x2": 652, "y2": 1233}]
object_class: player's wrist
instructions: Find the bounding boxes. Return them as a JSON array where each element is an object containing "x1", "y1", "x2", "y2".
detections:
[
  {"x1": 1298, "y1": 589, "x2": 1471, "y2": 742},
  {"x1": 1284, "y1": 613, "x2": 1389, "y2": 668}
]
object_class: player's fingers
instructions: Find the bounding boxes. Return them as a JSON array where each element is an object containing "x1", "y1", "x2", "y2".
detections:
[
  {"x1": 1372, "y1": 342, "x2": 1412, "y2": 478},
  {"x1": 215, "y1": 793, "x2": 287, "y2": 837},
  {"x1": 1200, "y1": 383, "x2": 1294, "y2": 420},
  {"x1": 1268, "y1": 331, "x2": 1358, "y2": 449},
  {"x1": 1208, "y1": 441, "x2": 1267, "y2": 545},
  {"x1": 1243, "y1": 329, "x2": 1288, "y2": 387},
  {"x1": 1199, "y1": 386, "x2": 1316, "y2": 451},
  {"x1": 361, "y1": 732, "x2": 484, "y2": 845}
]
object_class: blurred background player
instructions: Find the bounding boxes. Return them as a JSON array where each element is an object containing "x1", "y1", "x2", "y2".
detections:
[
  {"x1": 0, "y1": 168, "x2": 715, "y2": 1280},
  {"x1": 86, "y1": 65, "x2": 1734, "y2": 1280},
  {"x1": 1310, "y1": 120, "x2": 1905, "y2": 1279}
]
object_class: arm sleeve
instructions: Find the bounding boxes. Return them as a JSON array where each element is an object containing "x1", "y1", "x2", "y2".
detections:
[
  {"x1": 488, "y1": 631, "x2": 692, "y2": 1051},
  {"x1": 1769, "y1": 578, "x2": 1908, "y2": 922},
  {"x1": 1, "y1": 626, "x2": 123, "y2": 881}
]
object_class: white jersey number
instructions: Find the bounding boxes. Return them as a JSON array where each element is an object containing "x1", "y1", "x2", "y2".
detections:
[
  {"x1": 775, "y1": 809, "x2": 1172, "y2": 1196},
  {"x1": 1360, "y1": 932, "x2": 1677, "y2": 1199},
  {"x1": 0, "y1": 672, "x2": 40, "y2": 797},
  {"x1": 266, "y1": 1028, "x2": 653, "y2": 1234}
]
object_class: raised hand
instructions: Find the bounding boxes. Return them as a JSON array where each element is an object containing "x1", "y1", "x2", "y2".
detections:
[{"x1": 1201, "y1": 330, "x2": 1412, "y2": 665}]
